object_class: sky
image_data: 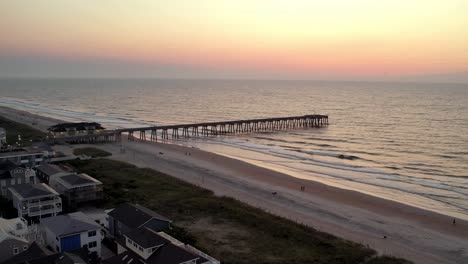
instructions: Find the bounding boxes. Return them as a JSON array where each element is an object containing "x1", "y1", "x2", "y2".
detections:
[{"x1": 0, "y1": 0, "x2": 467, "y2": 81}]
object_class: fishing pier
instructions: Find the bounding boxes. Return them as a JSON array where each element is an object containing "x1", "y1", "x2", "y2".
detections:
[
  {"x1": 46, "y1": 115, "x2": 328, "y2": 144},
  {"x1": 116, "y1": 114, "x2": 328, "y2": 141}
]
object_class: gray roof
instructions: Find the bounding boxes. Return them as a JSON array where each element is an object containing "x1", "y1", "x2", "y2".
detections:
[
  {"x1": 61, "y1": 174, "x2": 96, "y2": 186},
  {"x1": 35, "y1": 164, "x2": 63, "y2": 176},
  {"x1": 41, "y1": 212, "x2": 101, "y2": 237},
  {"x1": 108, "y1": 203, "x2": 171, "y2": 229},
  {"x1": 9, "y1": 184, "x2": 58, "y2": 199},
  {"x1": 124, "y1": 227, "x2": 168, "y2": 249}
]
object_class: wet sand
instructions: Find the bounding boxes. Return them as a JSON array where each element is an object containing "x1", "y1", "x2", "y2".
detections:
[{"x1": 1, "y1": 106, "x2": 467, "y2": 264}]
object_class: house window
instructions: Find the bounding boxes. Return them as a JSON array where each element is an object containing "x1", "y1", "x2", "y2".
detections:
[
  {"x1": 127, "y1": 238, "x2": 132, "y2": 244},
  {"x1": 13, "y1": 248, "x2": 19, "y2": 254},
  {"x1": 56, "y1": 246, "x2": 59, "y2": 252},
  {"x1": 17, "y1": 178, "x2": 22, "y2": 184},
  {"x1": 23, "y1": 245, "x2": 28, "y2": 251},
  {"x1": 139, "y1": 246, "x2": 143, "y2": 252},
  {"x1": 88, "y1": 230, "x2": 97, "y2": 237},
  {"x1": 88, "y1": 241, "x2": 97, "y2": 248},
  {"x1": 29, "y1": 176, "x2": 35, "y2": 183}
]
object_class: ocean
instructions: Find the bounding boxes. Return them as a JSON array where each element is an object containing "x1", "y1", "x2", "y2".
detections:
[{"x1": 0, "y1": 78, "x2": 467, "y2": 220}]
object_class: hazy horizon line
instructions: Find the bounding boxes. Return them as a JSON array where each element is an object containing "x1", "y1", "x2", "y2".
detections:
[{"x1": 0, "y1": 76, "x2": 467, "y2": 85}]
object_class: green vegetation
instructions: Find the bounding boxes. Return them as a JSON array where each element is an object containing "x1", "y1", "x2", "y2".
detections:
[
  {"x1": 67, "y1": 158, "x2": 411, "y2": 264},
  {"x1": 0, "y1": 115, "x2": 46, "y2": 146},
  {"x1": 73, "y1": 147, "x2": 112, "y2": 158}
]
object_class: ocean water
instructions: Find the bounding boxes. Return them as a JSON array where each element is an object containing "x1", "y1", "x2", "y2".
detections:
[{"x1": 1, "y1": 79, "x2": 467, "y2": 219}]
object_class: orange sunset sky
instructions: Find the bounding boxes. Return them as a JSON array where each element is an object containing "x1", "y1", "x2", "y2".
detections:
[{"x1": 0, "y1": 0, "x2": 467, "y2": 81}]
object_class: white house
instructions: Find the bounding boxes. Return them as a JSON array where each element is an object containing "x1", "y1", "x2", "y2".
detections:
[
  {"x1": 0, "y1": 148, "x2": 46, "y2": 167},
  {"x1": 41, "y1": 212, "x2": 103, "y2": 256},
  {"x1": 0, "y1": 161, "x2": 37, "y2": 197},
  {"x1": 105, "y1": 226, "x2": 219, "y2": 264},
  {"x1": 8, "y1": 183, "x2": 62, "y2": 219}
]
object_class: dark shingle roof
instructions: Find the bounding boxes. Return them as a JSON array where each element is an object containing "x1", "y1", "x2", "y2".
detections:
[
  {"x1": 48, "y1": 122, "x2": 104, "y2": 132},
  {"x1": 60, "y1": 174, "x2": 95, "y2": 186},
  {"x1": 0, "y1": 160, "x2": 21, "y2": 171},
  {"x1": 14, "y1": 252, "x2": 87, "y2": 264},
  {"x1": 124, "y1": 227, "x2": 168, "y2": 249},
  {"x1": 104, "y1": 240, "x2": 199, "y2": 264},
  {"x1": 35, "y1": 164, "x2": 63, "y2": 177},
  {"x1": 108, "y1": 203, "x2": 171, "y2": 229},
  {"x1": 3, "y1": 242, "x2": 46, "y2": 264},
  {"x1": 150, "y1": 242, "x2": 200, "y2": 264},
  {"x1": 0, "y1": 170, "x2": 12, "y2": 179},
  {"x1": 0, "y1": 161, "x2": 24, "y2": 179},
  {"x1": 9, "y1": 184, "x2": 58, "y2": 198}
]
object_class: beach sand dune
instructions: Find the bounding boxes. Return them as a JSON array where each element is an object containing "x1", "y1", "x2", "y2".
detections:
[{"x1": 1, "y1": 106, "x2": 467, "y2": 264}]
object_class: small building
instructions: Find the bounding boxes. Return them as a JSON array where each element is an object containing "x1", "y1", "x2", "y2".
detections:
[
  {"x1": 105, "y1": 226, "x2": 218, "y2": 264},
  {"x1": 48, "y1": 122, "x2": 105, "y2": 137},
  {"x1": 0, "y1": 161, "x2": 37, "y2": 197},
  {"x1": 34, "y1": 163, "x2": 63, "y2": 184},
  {"x1": 107, "y1": 203, "x2": 171, "y2": 237},
  {"x1": 0, "y1": 148, "x2": 46, "y2": 167},
  {"x1": 0, "y1": 217, "x2": 31, "y2": 263},
  {"x1": 41, "y1": 212, "x2": 103, "y2": 257},
  {"x1": 49, "y1": 172, "x2": 103, "y2": 209},
  {"x1": 8, "y1": 183, "x2": 62, "y2": 219},
  {"x1": 0, "y1": 127, "x2": 6, "y2": 146}
]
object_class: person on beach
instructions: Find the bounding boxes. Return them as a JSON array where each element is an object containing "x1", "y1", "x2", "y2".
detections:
[{"x1": 452, "y1": 219, "x2": 456, "y2": 225}]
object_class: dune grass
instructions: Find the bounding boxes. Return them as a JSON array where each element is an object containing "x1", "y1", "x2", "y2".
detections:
[
  {"x1": 67, "y1": 158, "x2": 411, "y2": 264},
  {"x1": 0, "y1": 115, "x2": 46, "y2": 146}
]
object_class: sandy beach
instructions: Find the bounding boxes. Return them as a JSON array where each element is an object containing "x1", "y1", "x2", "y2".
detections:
[{"x1": 1, "y1": 106, "x2": 467, "y2": 264}]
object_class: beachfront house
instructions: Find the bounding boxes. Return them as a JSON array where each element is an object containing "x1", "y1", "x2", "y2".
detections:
[
  {"x1": 0, "y1": 161, "x2": 37, "y2": 197},
  {"x1": 8, "y1": 183, "x2": 62, "y2": 219},
  {"x1": 41, "y1": 212, "x2": 103, "y2": 256},
  {"x1": 0, "y1": 217, "x2": 31, "y2": 263},
  {"x1": 49, "y1": 172, "x2": 103, "y2": 208},
  {"x1": 106, "y1": 203, "x2": 171, "y2": 238},
  {"x1": 0, "y1": 148, "x2": 46, "y2": 167},
  {"x1": 0, "y1": 127, "x2": 6, "y2": 146},
  {"x1": 47, "y1": 122, "x2": 105, "y2": 137},
  {"x1": 104, "y1": 226, "x2": 219, "y2": 264},
  {"x1": 35, "y1": 164, "x2": 103, "y2": 208}
]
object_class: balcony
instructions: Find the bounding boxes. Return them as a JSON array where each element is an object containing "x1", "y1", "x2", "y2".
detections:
[{"x1": 26, "y1": 198, "x2": 61, "y2": 207}]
